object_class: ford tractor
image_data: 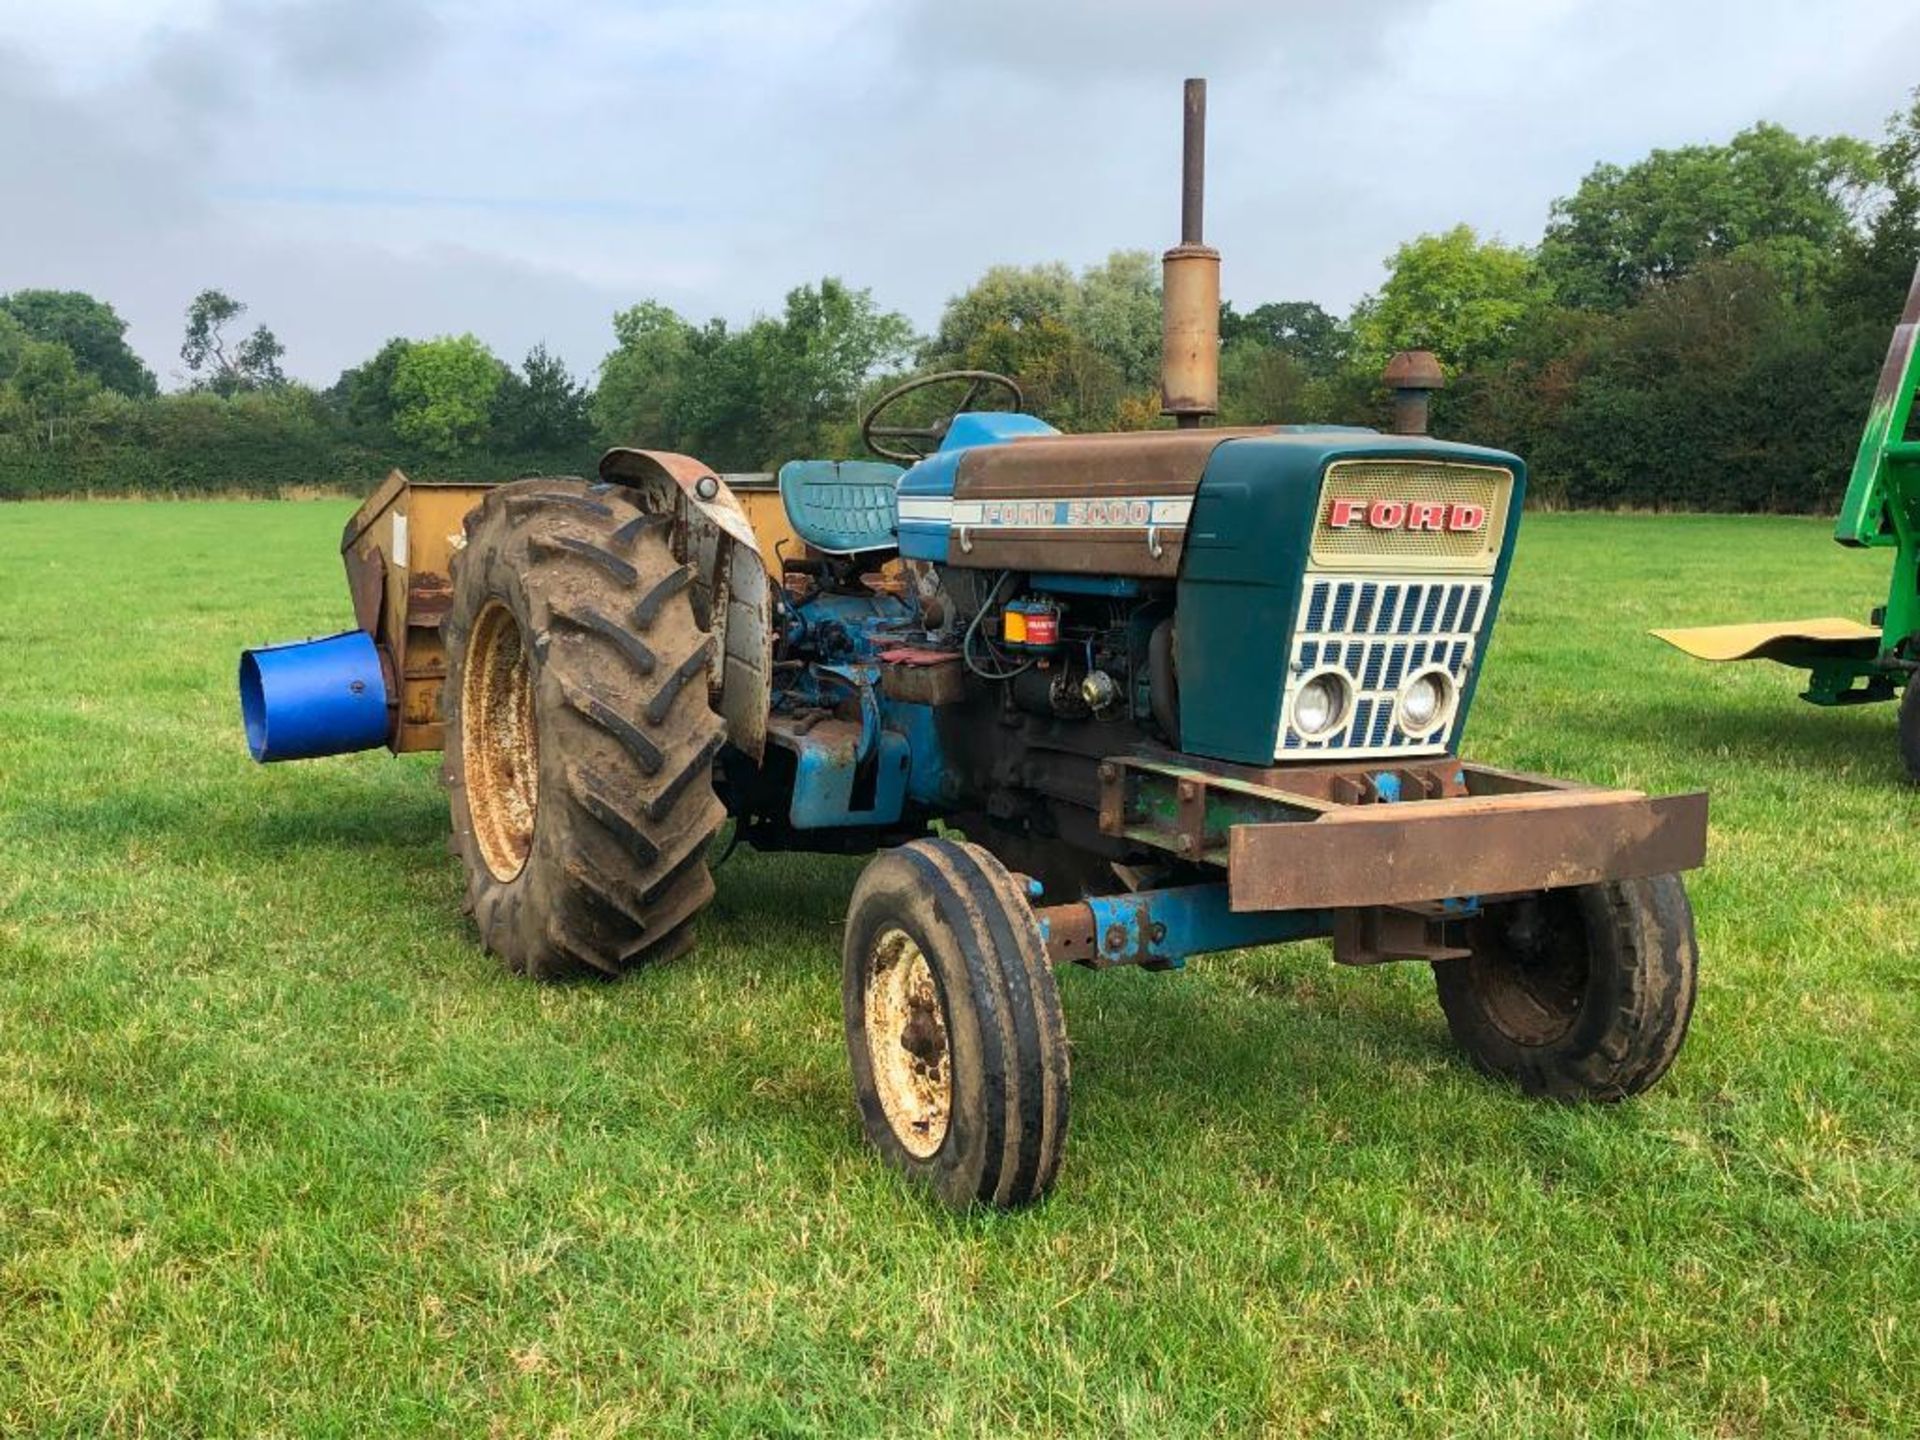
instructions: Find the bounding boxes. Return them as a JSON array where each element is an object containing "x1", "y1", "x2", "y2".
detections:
[
  {"x1": 1656, "y1": 258, "x2": 1920, "y2": 780},
  {"x1": 240, "y1": 83, "x2": 1708, "y2": 1210}
]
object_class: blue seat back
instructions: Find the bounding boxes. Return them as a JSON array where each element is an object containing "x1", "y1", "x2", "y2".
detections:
[{"x1": 777, "y1": 460, "x2": 905, "y2": 555}]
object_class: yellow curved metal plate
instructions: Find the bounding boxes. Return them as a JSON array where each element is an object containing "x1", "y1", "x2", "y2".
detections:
[{"x1": 1650, "y1": 618, "x2": 1881, "y2": 663}]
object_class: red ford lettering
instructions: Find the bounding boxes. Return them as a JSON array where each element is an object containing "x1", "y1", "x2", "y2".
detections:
[
  {"x1": 1366, "y1": 500, "x2": 1408, "y2": 530},
  {"x1": 1325, "y1": 497, "x2": 1490, "y2": 534},
  {"x1": 1447, "y1": 503, "x2": 1487, "y2": 532}
]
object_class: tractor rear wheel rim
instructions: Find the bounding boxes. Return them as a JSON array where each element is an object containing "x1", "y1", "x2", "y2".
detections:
[
  {"x1": 865, "y1": 927, "x2": 952, "y2": 1159},
  {"x1": 463, "y1": 600, "x2": 539, "y2": 882}
]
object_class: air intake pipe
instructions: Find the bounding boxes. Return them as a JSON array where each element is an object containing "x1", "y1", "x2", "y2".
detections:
[
  {"x1": 1161, "y1": 78, "x2": 1220, "y2": 428},
  {"x1": 238, "y1": 629, "x2": 394, "y2": 762}
]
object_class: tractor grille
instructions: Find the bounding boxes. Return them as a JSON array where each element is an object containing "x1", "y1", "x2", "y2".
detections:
[{"x1": 1278, "y1": 575, "x2": 1491, "y2": 759}]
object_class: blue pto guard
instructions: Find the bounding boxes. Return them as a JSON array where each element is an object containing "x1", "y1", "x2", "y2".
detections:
[{"x1": 239, "y1": 629, "x2": 392, "y2": 762}]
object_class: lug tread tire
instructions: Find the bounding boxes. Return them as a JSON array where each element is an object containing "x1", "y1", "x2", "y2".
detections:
[
  {"x1": 1434, "y1": 874, "x2": 1699, "y2": 1101},
  {"x1": 842, "y1": 838, "x2": 1069, "y2": 1210},
  {"x1": 443, "y1": 477, "x2": 725, "y2": 981}
]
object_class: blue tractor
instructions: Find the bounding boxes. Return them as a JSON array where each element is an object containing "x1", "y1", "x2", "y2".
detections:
[{"x1": 240, "y1": 83, "x2": 1708, "y2": 1209}]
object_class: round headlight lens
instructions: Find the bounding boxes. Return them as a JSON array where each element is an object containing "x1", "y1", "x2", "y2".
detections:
[
  {"x1": 1292, "y1": 671, "x2": 1351, "y2": 740},
  {"x1": 1397, "y1": 669, "x2": 1455, "y2": 736}
]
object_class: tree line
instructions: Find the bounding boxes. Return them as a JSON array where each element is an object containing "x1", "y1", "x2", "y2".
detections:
[{"x1": 2, "y1": 92, "x2": 1916, "y2": 509}]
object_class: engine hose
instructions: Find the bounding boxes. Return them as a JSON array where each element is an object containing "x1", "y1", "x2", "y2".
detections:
[{"x1": 962, "y1": 570, "x2": 1033, "y2": 682}]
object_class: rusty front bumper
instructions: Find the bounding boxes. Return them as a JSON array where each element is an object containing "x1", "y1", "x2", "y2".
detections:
[
  {"x1": 1225, "y1": 786, "x2": 1706, "y2": 911},
  {"x1": 1097, "y1": 756, "x2": 1708, "y2": 913}
]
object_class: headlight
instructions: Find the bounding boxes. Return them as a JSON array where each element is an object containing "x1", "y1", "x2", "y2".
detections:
[
  {"x1": 1396, "y1": 668, "x2": 1456, "y2": 737},
  {"x1": 1291, "y1": 669, "x2": 1352, "y2": 740}
]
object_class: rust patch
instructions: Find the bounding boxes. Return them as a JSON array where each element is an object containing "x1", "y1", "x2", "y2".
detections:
[
  {"x1": 864, "y1": 926, "x2": 951, "y2": 1159},
  {"x1": 1229, "y1": 790, "x2": 1709, "y2": 912},
  {"x1": 461, "y1": 601, "x2": 539, "y2": 882}
]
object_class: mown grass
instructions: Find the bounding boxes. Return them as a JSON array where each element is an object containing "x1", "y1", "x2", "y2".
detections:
[{"x1": 1, "y1": 500, "x2": 1916, "y2": 1437}]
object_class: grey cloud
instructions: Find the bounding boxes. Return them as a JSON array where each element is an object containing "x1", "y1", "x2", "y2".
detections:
[
  {"x1": 233, "y1": 0, "x2": 447, "y2": 87},
  {"x1": 5, "y1": 0, "x2": 1918, "y2": 395}
]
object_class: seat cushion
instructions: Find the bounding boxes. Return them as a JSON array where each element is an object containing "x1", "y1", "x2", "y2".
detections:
[{"x1": 777, "y1": 460, "x2": 906, "y2": 555}]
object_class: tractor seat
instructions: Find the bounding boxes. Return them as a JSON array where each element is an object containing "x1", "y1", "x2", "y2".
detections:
[{"x1": 777, "y1": 460, "x2": 906, "y2": 555}]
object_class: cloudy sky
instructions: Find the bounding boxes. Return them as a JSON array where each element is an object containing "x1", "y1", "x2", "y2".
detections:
[{"x1": 4, "y1": 0, "x2": 1916, "y2": 388}]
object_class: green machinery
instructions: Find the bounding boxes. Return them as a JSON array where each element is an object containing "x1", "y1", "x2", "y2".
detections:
[{"x1": 1655, "y1": 260, "x2": 1920, "y2": 779}]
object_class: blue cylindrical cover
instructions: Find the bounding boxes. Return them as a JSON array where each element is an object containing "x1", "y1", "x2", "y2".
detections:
[{"x1": 239, "y1": 629, "x2": 392, "y2": 762}]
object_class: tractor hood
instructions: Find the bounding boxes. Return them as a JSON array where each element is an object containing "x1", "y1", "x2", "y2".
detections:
[
  {"x1": 1176, "y1": 431, "x2": 1527, "y2": 765},
  {"x1": 897, "y1": 423, "x2": 1277, "y2": 575},
  {"x1": 894, "y1": 421, "x2": 1525, "y2": 765}
]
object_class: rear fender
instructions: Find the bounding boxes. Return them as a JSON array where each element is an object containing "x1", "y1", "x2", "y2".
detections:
[{"x1": 599, "y1": 448, "x2": 770, "y2": 761}]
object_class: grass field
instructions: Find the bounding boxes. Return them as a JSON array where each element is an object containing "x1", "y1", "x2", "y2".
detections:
[{"x1": 1, "y1": 500, "x2": 1916, "y2": 1437}]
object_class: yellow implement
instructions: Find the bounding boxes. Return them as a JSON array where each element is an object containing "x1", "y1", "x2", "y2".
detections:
[{"x1": 1651, "y1": 618, "x2": 1883, "y2": 666}]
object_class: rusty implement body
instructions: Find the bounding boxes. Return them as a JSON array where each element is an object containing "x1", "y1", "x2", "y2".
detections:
[{"x1": 341, "y1": 471, "x2": 492, "y2": 752}]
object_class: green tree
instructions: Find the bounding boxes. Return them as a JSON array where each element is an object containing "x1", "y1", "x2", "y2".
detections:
[
  {"x1": 1071, "y1": 251, "x2": 1161, "y2": 389},
  {"x1": 1351, "y1": 225, "x2": 1542, "y2": 371},
  {"x1": 0, "y1": 289, "x2": 155, "y2": 397},
  {"x1": 329, "y1": 338, "x2": 414, "y2": 432},
  {"x1": 924, "y1": 262, "x2": 1077, "y2": 365},
  {"x1": 1217, "y1": 341, "x2": 1311, "y2": 425},
  {"x1": 1830, "y1": 91, "x2": 1920, "y2": 330},
  {"x1": 923, "y1": 255, "x2": 1161, "y2": 431},
  {"x1": 1219, "y1": 300, "x2": 1348, "y2": 374},
  {"x1": 391, "y1": 334, "x2": 506, "y2": 457},
  {"x1": 0, "y1": 310, "x2": 27, "y2": 385},
  {"x1": 10, "y1": 339, "x2": 98, "y2": 446},
  {"x1": 595, "y1": 301, "x2": 694, "y2": 448},
  {"x1": 181, "y1": 289, "x2": 287, "y2": 395},
  {"x1": 491, "y1": 344, "x2": 594, "y2": 452},
  {"x1": 594, "y1": 282, "x2": 913, "y2": 469},
  {"x1": 754, "y1": 279, "x2": 916, "y2": 459},
  {"x1": 1539, "y1": 123, "x2": 1878, "y2": 309}
]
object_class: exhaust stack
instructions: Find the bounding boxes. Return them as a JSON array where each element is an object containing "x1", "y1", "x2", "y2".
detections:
[{"x1": 1161, "y1": 78, "x2": 1220, "y2": 428}]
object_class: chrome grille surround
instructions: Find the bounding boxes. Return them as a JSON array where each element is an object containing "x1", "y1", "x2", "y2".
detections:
[{"x1": 1277, "y1": 574, "x2": 1491, "y2": 760}]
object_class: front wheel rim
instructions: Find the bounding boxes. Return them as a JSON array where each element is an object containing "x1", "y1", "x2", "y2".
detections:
[
  {"x1": 461, "y1": 600, "x2": 540, "y2": 882},
  {"x1": 1473, "y1": 895, "x2": 1590, "y2": 1046},
  {"x1": 864, "y1": 927, "x2": 953, "y2": 1159}
]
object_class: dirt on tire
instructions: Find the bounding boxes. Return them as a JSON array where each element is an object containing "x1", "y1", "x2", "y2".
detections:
[{"x1": 442, "y1": 477, "x2": 726, "y2": 980}]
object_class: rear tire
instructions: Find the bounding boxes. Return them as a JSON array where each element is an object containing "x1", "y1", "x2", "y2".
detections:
[
  {"x1": 443, "y1": 478, "x2": 726, "y2": 980},
  {"x1": 842, "y1": 839, "x2": 1070, "y2": 1209},
  {"x1": 1899, "y1": 678, "x2": 1920, "y2": 783},
  {"x1": 1433, "y1": 875, "x2": 1698, "y2": 1100}
]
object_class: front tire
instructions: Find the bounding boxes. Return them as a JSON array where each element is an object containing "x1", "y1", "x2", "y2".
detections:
[
  {"x1": 842, "y1": 839, "x2": 1070, "y2": 1209},
  {"x1": 442, "y1": 478, "x2": 726, "y2": 980},
  {"x1": 1434, "y1": 874, "x2": 1698, "y2": 1100}
]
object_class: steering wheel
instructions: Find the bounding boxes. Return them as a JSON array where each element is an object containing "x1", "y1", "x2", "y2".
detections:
[{"x1": 860, "y1": 370, "x2": 1024, "y2": 463}]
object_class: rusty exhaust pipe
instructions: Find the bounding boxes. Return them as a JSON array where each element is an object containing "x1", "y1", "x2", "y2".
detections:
[
  {"x1": 1383, "y1": 350, "x2": 1445, "y2": 436},
  {"x1": 1161, "y1": 78, "x2": 1220, "y2": 428}
]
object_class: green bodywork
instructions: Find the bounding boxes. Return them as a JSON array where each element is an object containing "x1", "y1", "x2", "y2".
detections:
[
  {"x1": 1175, "y1": 431, "x2": 1527, "y2": 765},
  {"x1": 1811, "y1": 262, "x2": 1920, "y2": 704}
]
